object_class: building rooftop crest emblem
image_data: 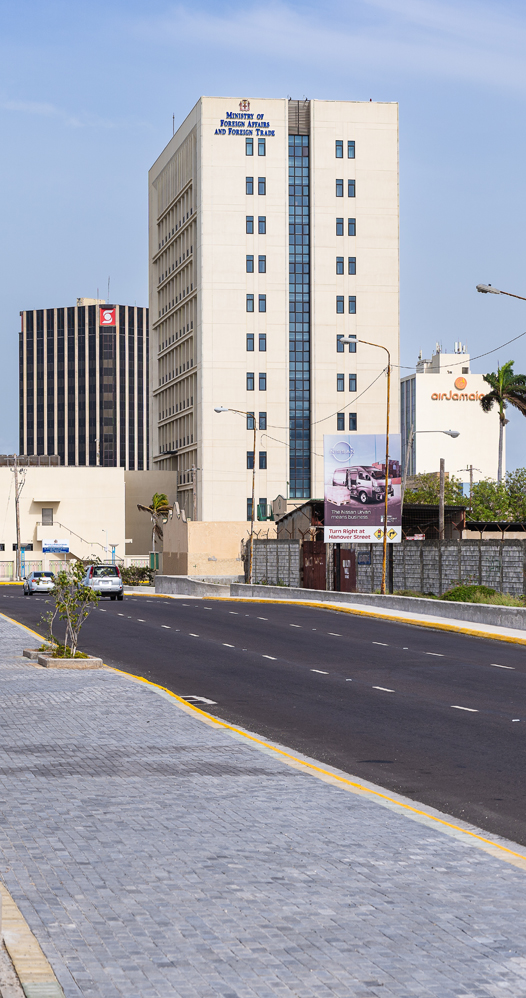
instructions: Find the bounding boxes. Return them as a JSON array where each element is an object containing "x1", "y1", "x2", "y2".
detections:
[{"x1": 239, "y1": 99, "x2": 250, "y2": 111}]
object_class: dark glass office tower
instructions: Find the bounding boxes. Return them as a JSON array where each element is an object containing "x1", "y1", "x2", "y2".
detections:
[
  {"x1": 19, "y1": 300, "x2": 149, "y2": 468},
  {"x1": 288, "y1": 106, "x2": 311, "y2": 499}
]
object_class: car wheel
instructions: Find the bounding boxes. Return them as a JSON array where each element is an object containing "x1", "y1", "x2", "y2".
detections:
[
  {"x1": 358, "y1": 491, "x2": 368, "y2": 504},
  {"x1": 117, "y1": 593, "x2": 124, "y2": 601},
  {"x1": 110, "y1": 595, "x2": 116, "y2": 601},
  {"x1": 24, "y1": 589, "x2": 28, "y2": 596}
]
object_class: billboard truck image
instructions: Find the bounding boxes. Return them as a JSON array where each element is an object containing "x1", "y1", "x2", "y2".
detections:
[{"x1": 323, "y1": 434, "x2": 402, "y2": 543}]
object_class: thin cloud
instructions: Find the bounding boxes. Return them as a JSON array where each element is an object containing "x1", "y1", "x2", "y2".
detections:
[
  {"x1": 0, "y1": 97, "x2": 150, "y2": 130},
  {"x1": 131, "y1": 0, "x2": 526, "y2": 93}
]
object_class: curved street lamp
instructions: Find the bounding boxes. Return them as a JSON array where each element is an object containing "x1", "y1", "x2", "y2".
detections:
[{"x1": 476, "y1": 284, "x2": 526, "y2": 302}]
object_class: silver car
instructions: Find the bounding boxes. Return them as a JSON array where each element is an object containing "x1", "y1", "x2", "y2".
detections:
[
  {"x1": 23, "y1": 571, "x2": 55, "y2": 595},
  {"x1": 84, "y1": 565, "x2": 124, "y2": 600}
]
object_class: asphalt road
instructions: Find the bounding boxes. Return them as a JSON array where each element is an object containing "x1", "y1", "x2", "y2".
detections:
[{"x1": 3, "y1": 585, "x2": 526, "y2": 844}]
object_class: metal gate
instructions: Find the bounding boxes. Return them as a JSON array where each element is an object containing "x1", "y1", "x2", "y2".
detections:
[
  {"x1": 302, "y1": 541, "x2": 326, "y2": 590},
  {"x1": 337, "y1": 548, "x2": 356, "y2": 592}
]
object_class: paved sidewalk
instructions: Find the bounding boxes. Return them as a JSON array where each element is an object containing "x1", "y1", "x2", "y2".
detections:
[{"x1": 0, "y1": 614, "x2": 525, "y2": 997}]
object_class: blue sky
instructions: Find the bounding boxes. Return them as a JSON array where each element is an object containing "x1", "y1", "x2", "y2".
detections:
[{"x1": 2, "y1": 0, "x2": 526, "y2": 471}]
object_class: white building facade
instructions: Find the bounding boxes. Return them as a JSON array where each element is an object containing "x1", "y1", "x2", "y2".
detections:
[
  {"x1": 400, "y1": 345, "x2": 503, "y2": 484},
  {"x1": 149, "y1": 97, "x2": 399, "y2": 520}
]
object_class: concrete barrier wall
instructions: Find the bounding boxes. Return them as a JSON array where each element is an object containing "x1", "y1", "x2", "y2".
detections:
[
  {"x1": 230, "y1": 583, "x2": 526, "y2": 630},
  {"x1": 155, "y1": 575, "x2": 231, "y2": 597}
]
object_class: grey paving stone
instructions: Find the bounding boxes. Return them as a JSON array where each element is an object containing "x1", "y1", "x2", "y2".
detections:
[{"x1": 0, "y1": 614, "x2": 524, "y2": 996}]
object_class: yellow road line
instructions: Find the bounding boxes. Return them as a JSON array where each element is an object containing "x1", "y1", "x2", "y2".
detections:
[
  {"x1": 108, "y1": 665, "x2": 526, "y2": 872},
  {"x1": 205, "y1": 596, "x2": 526, "y2": 645}
]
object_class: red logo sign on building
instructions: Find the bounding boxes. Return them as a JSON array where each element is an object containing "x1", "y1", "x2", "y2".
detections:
[
  {"x1": 239, "y1": 99, "x2": 250, "y2": 111},
  {"x1": 100, "y1": 307, "x2": 116, "y2": 326}
]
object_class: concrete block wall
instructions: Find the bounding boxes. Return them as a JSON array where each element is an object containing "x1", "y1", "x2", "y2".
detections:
[
  {"x1": 354, "y1": 540, "x2": 526, "y2": 596},
  {"x1": 251, "y1": 540, "x2": 301, "y2": 587}
]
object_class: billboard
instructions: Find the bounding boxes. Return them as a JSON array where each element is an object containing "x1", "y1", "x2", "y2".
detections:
[
  {"x1": 323, "y1": 433, "x2": 402, "y2": 543},
  {"x1": 42, "y1": 539, "x2": 70, "y2": 553}
]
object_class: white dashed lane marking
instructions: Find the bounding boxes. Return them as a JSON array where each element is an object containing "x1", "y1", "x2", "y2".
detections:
[
  {"x1": 328, "y1": 633, "x2": 341, "y2": 637},
  {"x1": 373, "y1": 642, "x2": 388, "y2": 646},
  {"x1": 451, "y1": 705, "x2": 478, "y2": 712},
  {"x1": 491, "y1": 663, "x2": 515, "y2": 669},
  {"x1": 223, "y1": 643, "x2": 235, "y2": 648},
  {"x1": 311, "y1": 669, "x2": 329, "y2": 674},
  {"x1": 426, "y1": 652, "x2": 444, "y2": 657},
  {"x1": 189, "y1": 633, "x2": 199, "y2": 637},
  {"x1": 262, "y1": 655, "x2": 276, "y2": 660},
  {"x1": 161, "y1": 625, "x2": 170, "y2": 629},
  {"x1": 373, "y1": 686, "x2": 395, "y2": 692}
]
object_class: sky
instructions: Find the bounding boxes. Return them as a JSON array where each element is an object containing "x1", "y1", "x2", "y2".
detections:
[{"x1": 1, "y1": 0, "x2": 526, "y2": 471}]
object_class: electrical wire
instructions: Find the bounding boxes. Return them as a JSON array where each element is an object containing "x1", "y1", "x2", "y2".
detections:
[
  {"x1": 267, "y1": 366, "x2": 386, "y2": 432},
  {"x1": 393, "y1": 329, "x2": 526, "y2": 374}
]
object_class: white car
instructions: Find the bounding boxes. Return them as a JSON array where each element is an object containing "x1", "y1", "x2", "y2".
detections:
[
  {"x1": 23, "y1": 571, "x2": 55, "y2": 595},
  {"x1": 83, "y1": 565, "x2": 124, "y2": 600}
]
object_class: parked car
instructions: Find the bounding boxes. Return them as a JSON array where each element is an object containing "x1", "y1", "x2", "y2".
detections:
[
  {"x1": 346, "y1": 465, "x2": 394, "y2": 504},
  {"x1": 83, "y1": 565, "x2": 124, "y2": 600},
  {"x1": 23, "y1": 571, "x2": 55, "y2": 595}
]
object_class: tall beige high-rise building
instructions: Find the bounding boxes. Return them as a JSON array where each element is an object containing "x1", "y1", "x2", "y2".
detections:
[{"x1": 149, "y1": 97, "x2": 399, "y2": 520}]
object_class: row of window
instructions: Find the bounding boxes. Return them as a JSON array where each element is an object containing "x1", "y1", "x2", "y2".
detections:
[
  {"x1": 337, "y1": 374, "x2": 357, "y2": 392},
  {"x1": 247, "y1": 451, "x2": 267, "y2": 469},
  {"x1": 248, "y1": 294, "x2": 356, "y2": 314},
  {"x1": 337, "y1": 412, "x2": 357, "y2": 430},
  {"x1": 336, "y1": 296, "x2": 357, "y2": 314},
  {"x1": 247, "y1": 334, "x2": 356, "y2": 354},
  {"x1": 246, "y1": 255, "x2": 266, "y2": 273},
  {"x1": 246, "y1": 177, "x2": 266, "y2": 195},
  {"x1": 336, "y1": 257, "x2": 356, "y2": 274},
  {"x1": 246, "y1": 137, "x2": 266, "y2": 156},
  {"x1": 246, "y1": 216, "x2": 266, "y2": 234},
  {"x1": 336, "y1": 180, "x2": 355, "y2": 197},
  {"x1": 336, "y1": 140, "x2": 355, "y2": 159},
  {"x1": 247, "y1": 334, "x2": 266, "y2": 351},
  {"x1": 247, "y1": 295, "x2": 266, "y2": 312},
  {"x1": 337, "y1": 334, "x2": 356, "y2": 352},
  {"x1": 337, "y1": 218, "x2": 356, "y2": 236},
  {"x1": 247, "y1": 372, "x2": 266, "y2": 391},
  {"x1": 247, "y1": 411, "x2": 266, "y2": 429},
  {"x1": 248, "y1": 255, "x2": 356, "y2": 275}
]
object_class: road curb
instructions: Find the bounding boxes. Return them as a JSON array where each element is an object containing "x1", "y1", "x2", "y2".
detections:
[
  {"x1": 0, "y1": 884, "x2": 65, "y2": 997},
  {"x1": 205, "y1": 595, "x2": 526, "y2": 645}
]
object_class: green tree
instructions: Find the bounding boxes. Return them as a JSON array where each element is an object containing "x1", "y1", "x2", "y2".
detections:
[
  {"x1": 403, "y1": 472, "x2": 464, "y2": 506},
  {"x1": 469, "y1": 479, "x2": 510, "y2": 521},
  {"x1": 479, "y1": 361, "x2": 526, "y2": 482},
  {"x1": 505, "y1": 467, "x2": 526, "y2": 521},
  {"x1": 42, "y1": 561, "x2": 99, "y2": 657},
  {"x1": 137, "y1": 492, "x2": 173, "y2": 556}
]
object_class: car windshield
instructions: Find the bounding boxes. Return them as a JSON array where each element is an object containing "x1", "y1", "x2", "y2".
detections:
[
  {"x1": 92, "y1": 566, "x2": 119, "y2": 577},
  {"x1": 369, "y1": 470, "x2": 385, "y2": 479}
]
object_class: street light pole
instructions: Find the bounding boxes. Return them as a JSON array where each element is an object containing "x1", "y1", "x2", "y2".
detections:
[
  {"x1": 439, "y1": 458, "x2": 445, "y2": 541},
  {"x1": 215, "y1": 406, "x2": 257, "y2": 584},
  {"x1": 358, "y1": 340, "x2": 391, "y2": 596}
]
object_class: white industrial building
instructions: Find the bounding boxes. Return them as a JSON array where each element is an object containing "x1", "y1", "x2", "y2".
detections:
[
  {"x1": 400, "y1": 345, "x2": 503, "y2": 485},
  {"x1": 149, "y1": 96, "x2": 399, "y2": 520}
]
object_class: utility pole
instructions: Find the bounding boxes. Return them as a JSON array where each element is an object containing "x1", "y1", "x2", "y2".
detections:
[
  {"x1": 439, "y1": 458, "x2": 445, "y2": 541},
  {"x1": 458, "y1": 465, "x2": 481, "y2": 516}
]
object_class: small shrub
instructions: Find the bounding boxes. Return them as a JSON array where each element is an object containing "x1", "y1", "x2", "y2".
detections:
[
  {"x1": 394, "y1": 589, "x2": 438, "y2": 599},
  {"x1": 120, "y1": 565, "x2": 155, "y2": 586},
  {"x1": 441, "y1": 584, "x2": 497, "y2": 603}
]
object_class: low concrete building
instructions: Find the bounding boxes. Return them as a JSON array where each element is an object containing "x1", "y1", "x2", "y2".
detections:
[
  {"x1": 162, "y1": 511, "x2": 276, "y2": 579},
  {"x1": 0, "y1": 462, "x2": 179, "y2": 577}
]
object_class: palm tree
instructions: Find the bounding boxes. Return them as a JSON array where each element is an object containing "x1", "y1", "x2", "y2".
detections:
[
  {"x1": 137, "y1": 493, "x2": 173, "y2": 557},
  {"x1": 480, "y1": 361, "x2": 526, "y2": 481}
]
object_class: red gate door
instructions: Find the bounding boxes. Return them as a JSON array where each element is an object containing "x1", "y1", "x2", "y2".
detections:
[
  {"x1": 302, "y1": 541, "x2": 326, "y2": 590},
  {"x1": 338, "y1": 549, "x2": 356, "y2": 592}
]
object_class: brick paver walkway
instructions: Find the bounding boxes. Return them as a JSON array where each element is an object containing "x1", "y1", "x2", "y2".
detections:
[{"x1": 0, "y1": 613, "x2": 525, "y2": 997}]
